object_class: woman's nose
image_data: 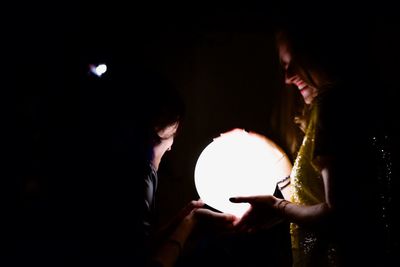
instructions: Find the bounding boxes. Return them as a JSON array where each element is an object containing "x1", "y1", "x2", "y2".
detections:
[
  {"x1": 285, "y1": 71, "x2": 295, "y2": 85},
  {"x1": 284, "y1": 64, "x2": 296, "y2": 85}
]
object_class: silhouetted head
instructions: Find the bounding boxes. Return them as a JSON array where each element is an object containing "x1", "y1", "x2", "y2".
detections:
[{"x1": 80, "y1": 62, "x2": 185, "y2": 168}]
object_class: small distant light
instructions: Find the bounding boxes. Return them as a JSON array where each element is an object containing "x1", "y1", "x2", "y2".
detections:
[{"x1": 90, "y1": 63, "x2": 107, "y2": 77}]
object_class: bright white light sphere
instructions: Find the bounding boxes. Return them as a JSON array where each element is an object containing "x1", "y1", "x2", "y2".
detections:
[{"x1": 194, "y1": 128, "x2": 292, "y2": 218}]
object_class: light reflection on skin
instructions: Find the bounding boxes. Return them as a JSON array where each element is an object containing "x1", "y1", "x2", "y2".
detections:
[
  {"x1": 152, "y1": 122, "x2": 179, "y2": 171},
  {"x1": 278, "y1": 36, "x2": 319, "y2": 105}
]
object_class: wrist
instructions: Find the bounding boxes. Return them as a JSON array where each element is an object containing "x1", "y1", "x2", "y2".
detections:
[
  {"x1": 168, "y1": 213, "x2": 196, "y2": 246},
  {"x1": 275, "y1": 198, "x2": 290, "y2": 216}
]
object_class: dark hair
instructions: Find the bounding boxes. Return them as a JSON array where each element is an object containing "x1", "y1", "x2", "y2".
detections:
[
  {"x1": 139, "y1": 72, "x2": 185, "y2": 145},
  {"x1": 78, "y1": 63, "x2": 185, "y2": 161}
]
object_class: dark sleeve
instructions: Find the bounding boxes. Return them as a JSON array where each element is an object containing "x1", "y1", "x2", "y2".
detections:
[
  {"x1": 142, "y1": 165, "x2": 158, "y2": 239},
  {"x1": 110, "y1": 164, "x2": 156, "y2": 267}
]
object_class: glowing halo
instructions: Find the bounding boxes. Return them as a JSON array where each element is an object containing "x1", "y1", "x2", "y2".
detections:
[{"x1": 194, "y1": 128, "x2": 292, "y2": 218}]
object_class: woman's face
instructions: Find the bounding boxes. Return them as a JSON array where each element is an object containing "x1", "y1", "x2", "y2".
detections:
[{"x1": 278, "y1": 38, "x2": 320, "y2": 105}]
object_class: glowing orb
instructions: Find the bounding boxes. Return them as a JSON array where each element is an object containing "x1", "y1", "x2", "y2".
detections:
[{"x1": 194, "y1": 128, "x2": 292, "y2": 218}]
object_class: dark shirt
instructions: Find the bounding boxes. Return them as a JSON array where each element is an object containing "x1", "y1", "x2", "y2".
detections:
[
  {"x1": 314, "y1": 86, "x2": 395, "y2": 266},
  {"x1": 143, "y1": 163, "x2": 159, "y2": 239}
]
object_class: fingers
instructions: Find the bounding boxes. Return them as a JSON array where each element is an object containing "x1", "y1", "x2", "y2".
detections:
[
  {"x1": 193, "y1": 209, "x2": 237, "y2": 232},
  {"x1": 232, "y1": 210, "x2": 252, "y2": 229},
  {"x1": 219, "y1": 128, "x2": 244, "y2": 137},
  {"x1": 191, "y1": 199, "x2": 204, "y2": 208},
  {"x1": 230, "y1": 195, "x2": 276, "y2": 206},
  {"x1": 184, "y1": 200, "x2": 204, "y2": 212},
  {"x1": 195, "y1": 208, "x2": 236, "y2": 222},
  {"x1": 232, "y1": 207, "x2": 284, "y2": 234},
  {"x1": 229, "y1": 196, "x2": 256, "y2": 203},
  {"x1": 176, "y1": 200, "x2": 205, "y2": 222}
]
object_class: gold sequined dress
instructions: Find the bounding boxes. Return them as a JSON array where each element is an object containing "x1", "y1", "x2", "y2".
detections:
[{"x1": 289, "y1": 104, "x2": 337, "y2": 267}]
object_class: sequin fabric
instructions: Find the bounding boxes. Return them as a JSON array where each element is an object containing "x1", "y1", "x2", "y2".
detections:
[
  {"x1": 288, "y1": 101, "x2": 395, "y2": 266},
  {"x1": 289, "y1": 104, "x2": 337, "y2": 267},
  {"x1": 371, "y1": 134, "x2": 393, "y2": 256}
]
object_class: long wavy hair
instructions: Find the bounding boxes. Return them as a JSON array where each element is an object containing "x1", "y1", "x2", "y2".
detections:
[{"x1": 270, "y1": 14, "x2": 379, "y2": 160}]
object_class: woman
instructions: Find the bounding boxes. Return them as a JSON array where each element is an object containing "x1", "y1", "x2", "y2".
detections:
[{"x1": 230, "y1": 17, "x2": 394, "y2": 266}]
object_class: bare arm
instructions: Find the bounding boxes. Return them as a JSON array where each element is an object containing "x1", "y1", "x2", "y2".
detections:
[
  {"x1": 150, "y1": 212, "x2": 196, "y2": 267},
  {"x1": 279, "y1": 160, "x2": 334, "y2": 225},
  {"x1": 231, "y1": 157, "x2": 335, "y2": 230}
]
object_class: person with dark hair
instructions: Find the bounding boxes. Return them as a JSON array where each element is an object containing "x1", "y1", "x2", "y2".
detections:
[
  {"x1": 230, "y1": 15, "x2": 395, "y2": 267},
  {"x1": 77, "y1": 65, "x2": 236, "y2": 267}
]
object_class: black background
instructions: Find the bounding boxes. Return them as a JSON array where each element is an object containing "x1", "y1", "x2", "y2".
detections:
[{"x1": 4, "y1": 0, "x2": 400, "y2": 245}]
